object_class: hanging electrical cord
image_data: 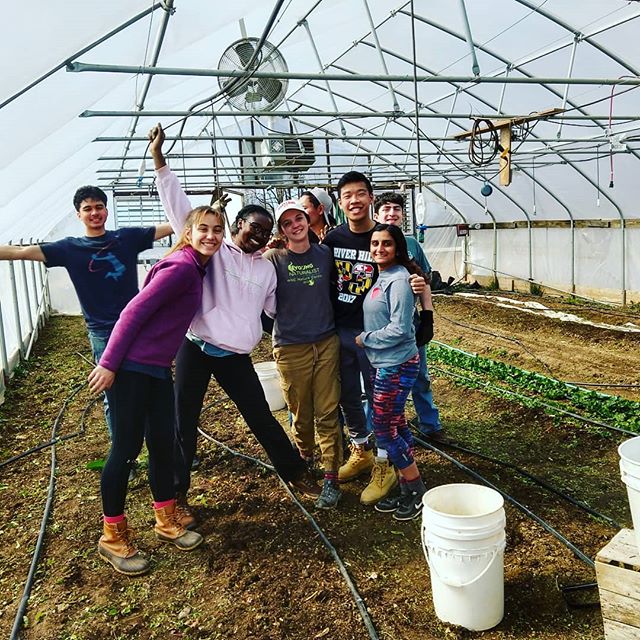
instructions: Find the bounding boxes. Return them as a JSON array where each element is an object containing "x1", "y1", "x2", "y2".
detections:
[
  {"x1": 9, "y1": 383, "x2": 86, "y2": 640},
  {"x1": 197, "y1": 399, "x2": 380, "y2": 640},
  {"x1": 468, "y1": 118, "x2": 500, "y2": 166}
]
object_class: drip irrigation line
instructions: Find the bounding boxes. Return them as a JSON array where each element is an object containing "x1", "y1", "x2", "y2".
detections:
[
  {"x1": 433, "y1": 307, "x2": 556, "y2": 378},
  {"x1": 413, "y1": 431, "x2": 622, "y2": 529},
  {"x1": 198, "y1": 400, "x2": 379, "y2": 640},
  {"x1": 431, "y1": 363, "x2": 637, "y2": 437},
  {"x1": 0, "y1": 394, "x2": 98, "y2": 470},
  {"x1": 564, "y1": 381, "x2": 640, "y2": 389},
  {"x1": 9, "y1": 382, "x2": 85, "y2": 640},
  {"x1": 414, "y1": 433, "x2": 595, "y2": 568}
]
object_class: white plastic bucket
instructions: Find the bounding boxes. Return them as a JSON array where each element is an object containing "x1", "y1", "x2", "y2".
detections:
[
  {"x1": 254, "y1": 361, "x2": 286, "y2": 412},
  {"x1": 421, "y1": 483, "x2": 506, "y2": 631},
  {"x1": 618, "y1": 436, "x2": 640, "y2": 553}
]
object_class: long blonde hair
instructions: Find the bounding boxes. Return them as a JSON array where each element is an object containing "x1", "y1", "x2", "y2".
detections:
[{"x1": 167, "y1": 206, "x2": 225, "y2": 255}]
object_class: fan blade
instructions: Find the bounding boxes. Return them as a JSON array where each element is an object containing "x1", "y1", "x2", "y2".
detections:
[
  {"x1": 255, "y1": 78, "x2": 283, "y2": 105},
  {"x1": 234, "y1": 41, "x2": 255, "y2": 68},
  {"x1": 223, "y1": 77, "x2": 250, "y2": 98}
]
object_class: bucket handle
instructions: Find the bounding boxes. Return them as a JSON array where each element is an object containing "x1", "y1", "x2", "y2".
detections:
[{"x1": 421, "y1": 526, "x2": 503, "y2": 588}]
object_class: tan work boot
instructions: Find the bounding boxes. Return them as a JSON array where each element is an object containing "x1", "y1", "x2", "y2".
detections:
[
  {"x1": 98, "y1": 519, "x2": 150, "y2": 576},
  {"x1": 175, "y1": 494, "x2": 197, "y2": 530},
  {"x1": 360, "y1": 458, "x2": 398, "y2": 505},
  {"x1": 154, "y1": 501, "x2": 204, "y2": 550},
  {"x1": 338, "y1": 443, "x2": 374, "y2": 482}
]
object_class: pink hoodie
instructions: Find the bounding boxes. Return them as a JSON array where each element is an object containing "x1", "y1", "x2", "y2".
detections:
[{"x1": 156, "y1": 165, "x2": 276, "y2": 354}]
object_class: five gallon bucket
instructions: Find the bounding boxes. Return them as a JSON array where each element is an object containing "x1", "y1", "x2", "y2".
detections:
[
  {"x1": 254, "y1": 361, "x2": 287, "y2": 412},
  {"x1": 619, "y1": 436, "x2": 640, "y2": 553},
  {"x1": 422, "y1": 483, "x2": 506, "y2": 631}
]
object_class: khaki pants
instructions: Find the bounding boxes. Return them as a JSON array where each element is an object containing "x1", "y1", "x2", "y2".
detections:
[{"x1": 273, "y1": 334, "x2": 343, "y2": 473}]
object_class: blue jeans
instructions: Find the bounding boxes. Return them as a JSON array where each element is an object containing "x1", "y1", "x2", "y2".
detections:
[
  {"x1": 337, "y1": 326, "x2": 373, "y2": 443},
  {"x1": 411, "y1": 345, "x2": 441, "y2": 434},
  {"x1": 88, "y1": 327, "x2": 113, "y2": 438}
]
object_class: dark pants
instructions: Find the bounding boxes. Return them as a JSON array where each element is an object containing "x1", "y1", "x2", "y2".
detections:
[
  {"x1": 101, "y1": 370, "x2": 175, "y2": 517},
  {"x1": 173, "y1": 338, "x2": 305, "y2": 494},
  {"x1": 337, "y1": 326, "x2": 373, "y2": 443}
]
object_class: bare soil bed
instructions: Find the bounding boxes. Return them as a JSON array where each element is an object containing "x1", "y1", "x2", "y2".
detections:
[{"x1": 1, "y1": 292, "x2": 639, "y2": 640}]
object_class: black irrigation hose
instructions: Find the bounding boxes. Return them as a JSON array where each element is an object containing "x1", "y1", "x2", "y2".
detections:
[
  {"x1": 197, "y1": 399, "x2": 380, "y2": 640},
  {"x1": 415, "y1": 433, "x2": 623, "y2": 530},
  {"x1": 414, "y1": 433, "x2": 595, "y2": 569},
  {"x1": 9, "y1": 382, "x2": 85, "y2": 640},
  {"x1": 432, "y1": 364, "x2": 638, "y2": 437},
  {"x1": 0, "y1": 396, "x2": 100, "y2": 470}
]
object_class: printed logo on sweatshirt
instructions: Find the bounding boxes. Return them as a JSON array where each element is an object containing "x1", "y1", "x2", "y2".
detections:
[{"x1": 335, "y1": 260, "x2": 374, "y2": 299}]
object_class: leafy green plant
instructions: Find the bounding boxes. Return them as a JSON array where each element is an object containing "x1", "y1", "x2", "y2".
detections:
[{"x1": 429, "y1": 343, "x2": 640, "y2": 432}]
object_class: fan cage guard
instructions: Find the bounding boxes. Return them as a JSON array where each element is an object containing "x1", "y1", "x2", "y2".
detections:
[{"x1": 217, "y1": 37, "x2": 289, "y2": 112}]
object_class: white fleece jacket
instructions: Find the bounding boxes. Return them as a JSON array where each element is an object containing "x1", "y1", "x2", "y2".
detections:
[{"x1": 156, "y1": 165, "x2": 276, "y2": 354}]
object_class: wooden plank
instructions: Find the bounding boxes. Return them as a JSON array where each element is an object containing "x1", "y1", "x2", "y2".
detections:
[
  {"x1": 597, "y1": 529, "x2": 640, "y2": 571},
  {"x1": 601, "y1": 589, "x2": 640, "y2": 627},
  {"x1": 604, "y1": 618, "x2": 640, "y2": 640},
  {"x1": 597, "y1": 561, "x2": 640, "y2": 600},
  {"x1": 453, "y1": 108, "x2": 564, "y2": 139},
  {"x1": 499, "y1": 126, "x2": 512, "y2": 186}
]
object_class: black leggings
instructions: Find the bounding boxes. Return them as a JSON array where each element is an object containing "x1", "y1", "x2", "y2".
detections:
[
  {"x1": 173, "y1": 338, "x2": 305, "y2": 493},
  {"x1": 101, "y1": 370, "x2": 175, "y2": 517}
]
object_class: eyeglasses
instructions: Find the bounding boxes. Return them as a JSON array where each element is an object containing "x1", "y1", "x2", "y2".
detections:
[{"x1": 246, "y1": 221, "x2": 272, "y2": 238}]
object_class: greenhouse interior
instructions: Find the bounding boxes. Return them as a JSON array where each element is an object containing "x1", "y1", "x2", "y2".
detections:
[{"x1": 1, "y1": 1, "x2": 640, "y2": 639}]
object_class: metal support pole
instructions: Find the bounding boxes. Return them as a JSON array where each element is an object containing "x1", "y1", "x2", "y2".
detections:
[
  {"x1": 29, "y1": 238, "x2": 41, "y2": 330},
  {"x1": 361, "y1": 0, "x2": 400, "y2": 110},
  {"x1": 0, "y1": 297, "x2": 8, "y2": 376},
  {"x1": 556, "y1": 37, "x2": 579, "y2": 139},
  {"x1": 458, "y1": 0, "x2": 481, "y2": 76},
  {"x1": 18, "y1": 243, "x2": 34, "y2": 337},
  {"x1": 7, "y1": 246, "x2": 23, "y2": 357}
]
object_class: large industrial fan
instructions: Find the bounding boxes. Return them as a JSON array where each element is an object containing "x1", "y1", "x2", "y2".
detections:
[{"x1": 217, "y1": 37, "x2": 288, "y2": 112}]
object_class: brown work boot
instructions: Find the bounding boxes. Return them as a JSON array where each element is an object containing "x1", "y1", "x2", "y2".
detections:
[
  {"x1": 154, "y1": 501, "x2": 204, "y2": 550},
  {"x1": 360, "y1": 457, "x2": 398, "y2": 505},
  {"x1": 338, "y1": 443, "x2": 374, "y2": 483},
  {"x1": 175, "y1": 494, "x2": 197, "y2": 530},
  {"x1": 288, "y1": 470, "x2": 322, "y2": 498},
  {"x1": 98, "y1": 519, "x2": 150, "y2": 576}
]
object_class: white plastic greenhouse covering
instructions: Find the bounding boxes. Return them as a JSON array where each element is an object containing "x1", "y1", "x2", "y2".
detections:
[{"x1": 1, "y1": 0, "x2": 640, "y2": 396}]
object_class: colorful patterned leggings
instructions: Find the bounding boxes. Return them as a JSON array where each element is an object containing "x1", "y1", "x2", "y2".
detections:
[{"x1": 371, "y1": 353, "x2": 420, "y2": 470}]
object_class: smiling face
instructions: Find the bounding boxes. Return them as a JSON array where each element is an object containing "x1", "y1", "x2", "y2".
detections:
[
  {"x1": 279, "y1": 209, "x2": 309, "y2": 244},
  {"x1": 76, "y1": 198, "x2": 108, "y2": 236},
  {"x1": 375, "y1": 202, "x2": 404, "y2": 226},
  {"x1": 299, "y1": 194, "x2": 323, "y2": 228},
  {"x1": 235, "y1": 213, "x2": 273, "y2": 253},
  {"x1": 338, "y1": 181, "x2": 373, "y2": 226},
  {"x1": 370, "y1": 229, "x2": 398, "y2": 271},
  {"x1": 187, "y1": 212, "x2": 225, "y2": 264}
]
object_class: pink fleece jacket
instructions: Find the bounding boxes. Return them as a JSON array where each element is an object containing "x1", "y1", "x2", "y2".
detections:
[{"x1": 156, "y1": 165, "x2": 277, "y2": 354}]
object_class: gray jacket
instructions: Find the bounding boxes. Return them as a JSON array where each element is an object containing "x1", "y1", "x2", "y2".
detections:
[{"x1": 359, "y1": 265, "x2": 418, "y2": 368}]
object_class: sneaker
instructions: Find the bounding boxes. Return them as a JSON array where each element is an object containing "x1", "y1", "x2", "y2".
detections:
[
  {"x1": 191, "y1": 454, "x2": 201, "y2": 470},
  {"x1": 374, "y1": 492, "x2": 403, "y2": 513},
  {"x1": 338, "y1": 443, "x2": 374, "y2": 483},
  {"x1": 360, "y1": 458, "x2": 398, "y2": 505},
  {"x1": 289, "y1": 471, "x2": 322, "y2": 498},
  {"x1": 315, "y1": 479, "x2": 342, "y2": 509},
  {"x1": 393, "y1": 490, "x2": 425, "y2": 521}
]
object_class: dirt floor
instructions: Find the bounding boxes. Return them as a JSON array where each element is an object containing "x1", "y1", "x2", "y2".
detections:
[{"x1": 1, "y1": 289, "x2": 639, "y2": 640}]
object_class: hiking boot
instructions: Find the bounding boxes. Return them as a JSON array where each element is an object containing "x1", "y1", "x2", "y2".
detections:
[
  {"x1": 154, "y1": 501, "x2": 204, "y2": 550},
  {"x1": 393, "y1": 489, "x2": 425, "y2": 521},
  {"x1": 338, "y1": 443, "x2": 374, "y2": 483},
  {"x1": 315, "y1": 479, "x2": 342, "y2": 509},
  {"x1": 360, "y1": 458, "x2": 398, "y2": 505},
  {"x1": 175, "y1": 494, "x2": 197, "y2": 530},
  {"x1": 289, "y1": 471, "x2": 322, "y2": 498},
  {"x1": 98, "y1": 519, "x2": 150, "y2": 576}
]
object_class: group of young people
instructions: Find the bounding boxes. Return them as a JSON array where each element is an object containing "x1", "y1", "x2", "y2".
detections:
[{"x1": 0, "y1": 121, "x2": 441, "y2": 576}]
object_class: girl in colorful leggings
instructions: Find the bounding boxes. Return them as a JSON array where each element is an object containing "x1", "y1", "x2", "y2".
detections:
[{"x1": 355, "y1": 224, "x2": 426, "y2": 521}]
